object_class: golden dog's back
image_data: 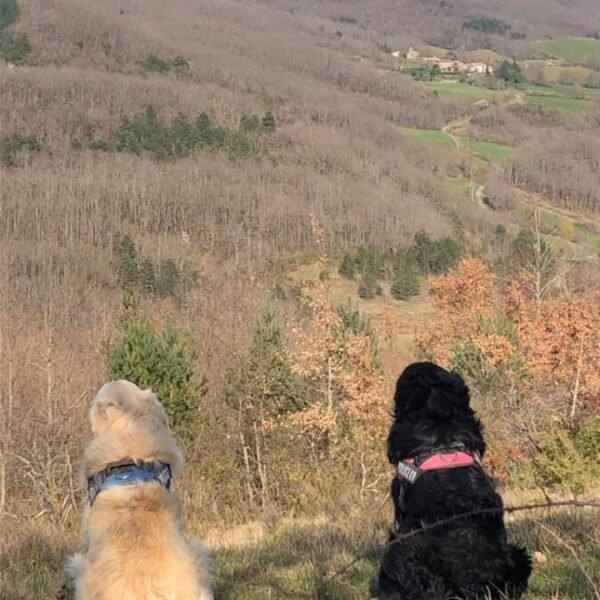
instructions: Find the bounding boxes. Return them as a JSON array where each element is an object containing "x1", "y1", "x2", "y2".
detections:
[{"x1": 71, "y1": 485, "x2": 212, "y2": 600}]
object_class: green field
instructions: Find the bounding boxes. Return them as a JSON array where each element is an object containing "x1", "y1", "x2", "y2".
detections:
[
  {"x1": 539, "y1": 211, "x2": 600, "y2": 253},
  {"x1": 526, "y1": 81, "x2": 600, "y2": 100},
  {"x1": 399, "y1": 126, "x2": 455, "y2": 149},
  {"x1": 424, "y1": 81, "x2": 502, "y2": 103},
  {"x1": 533, "y1": 37, "x2": 600, "y2": 63},
  {"x1": 525, "y1": 95, "x2": 587, "y2": 112},
  {"x1": 460, "y1": 138, "x2": 512, "y2": 162},
  {"x1": 576, "y1": 224, "x2": 600, "y2": 253},
  {"x1": 446, "y1": 175, "x2": 474, "y2": 196}
]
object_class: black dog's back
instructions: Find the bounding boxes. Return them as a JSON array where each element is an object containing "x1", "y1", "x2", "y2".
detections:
[{"x1": 377, "y1": 362, "x2": 531, "y2": 600}]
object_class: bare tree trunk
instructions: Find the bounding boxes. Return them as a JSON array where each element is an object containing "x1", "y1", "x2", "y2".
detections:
[
  {"x1": 0, "y1": 446, "x2": 6, "y2": 515},
  {"x1": 327, "y1": 356, "x2": 333, "y2": 415},
  {"x1": 240, "y1": 431, "x2": 253, "y2": 505},
  {"x1": 253, "y1": 422, "x2": 268, "y2": 507},
  {"x1": 238, "y1": 398, "x2": 254, "y2": 505},
  {"x1": 569, "y1": 339, "x2": 584, "y2": 423}
]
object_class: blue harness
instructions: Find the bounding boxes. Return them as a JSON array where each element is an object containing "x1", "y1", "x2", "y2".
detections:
[{"x1": 88, "y1": 459, "x2": 172, "y2": 506}]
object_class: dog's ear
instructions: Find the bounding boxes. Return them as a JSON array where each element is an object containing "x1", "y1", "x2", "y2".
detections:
[
  {"x1": 90, "y1": 384, "x2": 125, "y2": 434},
  {"x1": 90, "y1": 396, "x2": 123, "y2": 435},
  {"x1": 142, "y1": 387, "x2": 169, "y2": 428}
]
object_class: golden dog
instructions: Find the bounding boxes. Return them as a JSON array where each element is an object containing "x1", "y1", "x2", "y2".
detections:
[{"x1": 67, "y1": 380, "x2": 213, "y2": 600}]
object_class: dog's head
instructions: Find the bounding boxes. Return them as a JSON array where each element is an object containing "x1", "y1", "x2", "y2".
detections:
[
  {"x1": 84, "y1": 380, "x2": 184, "y2": 480},
  {"x1": 90, "y1": 380, "x2": 168, "y2": 436},
  {"x1": 393, "y1": 361, "x2": 470, "y2": 420},
  {"x1": 388, "y1": 361, "x2": 485, "y2": 462}
]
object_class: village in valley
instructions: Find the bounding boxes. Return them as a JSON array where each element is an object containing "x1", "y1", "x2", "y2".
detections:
[{"x1": 393, "y1": 46, "x2": 493, "y2": 75}]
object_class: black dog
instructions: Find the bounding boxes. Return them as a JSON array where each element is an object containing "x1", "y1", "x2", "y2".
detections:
[{"x1": 375, "y1": 362, "x2": 531, "y2": 600}]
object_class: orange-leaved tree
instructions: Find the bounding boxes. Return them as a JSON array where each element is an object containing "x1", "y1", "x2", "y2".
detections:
[{"x1": 275, "y1": 215, "x2": 389, "y2": 499}]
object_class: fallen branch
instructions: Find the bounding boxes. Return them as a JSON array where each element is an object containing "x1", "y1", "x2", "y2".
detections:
[{"x1": 326, "y1": 499, "x2": 600, "y2": 583}]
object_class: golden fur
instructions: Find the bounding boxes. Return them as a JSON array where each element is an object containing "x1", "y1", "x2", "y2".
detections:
[{"x1": 67, "y1": 380, "x2": 213, "y2": 600}]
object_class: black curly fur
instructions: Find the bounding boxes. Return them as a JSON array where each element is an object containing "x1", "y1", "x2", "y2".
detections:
[{"x1": 375, "y1": 362, "x2": 531, "y2": 600}]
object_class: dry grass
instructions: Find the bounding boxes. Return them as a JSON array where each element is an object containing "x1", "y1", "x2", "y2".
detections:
[{"x1": 1, "y1": 501, "x2": 598, "y2": 599}]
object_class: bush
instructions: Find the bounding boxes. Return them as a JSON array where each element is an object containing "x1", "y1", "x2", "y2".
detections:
[
  {"x1": 108, "y1": 311, "x2": 207, "y2": 441},
  {"x1": 0, "y1": 30, "x2": 31, "y2": 63},
  {"x1": 141, "y1": 53, "x2": 172, "y2": 72},
  {"x1": 86, "y1": 136, "x2": 110, "y2": 151},
  {"x1": 240, "y1": 114, "x2": 261, "y2": 133},
  {"x1": 0, "y1": 132, "x2": 40, "y2": 165},
  {"x1": 413, "y1": 231, "x2": 462, "y2": 275},
  {"x1": 497, "y1": 61, "x2": 524, "y2": 84},
  {"x1": 171, "y1": 55, "x2": 189, "y2": 70},
  {"x1": 576, "y1": 417, "x2": 600, "y2": 463},
  {"x1": 532, "y1": 429, "x2": 588, "y2": 496},
  {"x1": 510, "y1": 228, "x2": 554, "y2": 275}
]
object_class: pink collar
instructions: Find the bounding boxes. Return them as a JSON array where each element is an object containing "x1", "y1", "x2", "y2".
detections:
[
  {"x1": 406, "y1": 450, "x2": 479, "y2": 470},
  {"x1": 396, "y1": 449, "x2": 481, "y2": 484}
]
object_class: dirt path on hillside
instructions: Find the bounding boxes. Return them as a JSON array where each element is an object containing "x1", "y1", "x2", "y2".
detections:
[
  {"x1": 443, "y1": 91, "x2": 524, "y2": 155},
  {"x1": 444, "y1": 92, "x2": 599, "y2": 243}
]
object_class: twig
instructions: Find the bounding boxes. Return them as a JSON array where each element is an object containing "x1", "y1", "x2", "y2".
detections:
[{"x1": 325, "y1": 500, "x2": 600, "y2": 583}]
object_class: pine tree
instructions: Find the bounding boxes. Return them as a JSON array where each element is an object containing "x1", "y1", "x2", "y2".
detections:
[
  {"x1": 358, "y1": 270, "x2": 379, "y2": 299},
  {"x1": 108, "y1": 312, "x2": 207, "y2": 441},
  {"x1": 156, "y1": 259, "x2": 179, "y2": 297},
  {"x1": 139, "y1": 259, "x2": 155, "y2": 294},
  {"x1": 169, "y1": 112, "x2": 196, "y2": 157},
  {"x1": 196, "y1": 112, "x2": 212, "y2": 146},
  {"x1": 337, "y1": 302, "x2": 381, "y2": 370},
  {"x1": 240, "y1": 114, "x2": 261, "y2": 132},
  {"x1": 140, "y1": 105, "x2": 165, "y2": 157},
  {"x1": 391, "y1": 257, "x2": 421, "y2": 300},
  {"x1": 116, "y1": 235, "x2": 138, "y2": 289},
  {"x1": 225, "y1": 307, "x2": 300, "y2": 418},
  {"x1": 412, "y1": 232, "x2": 461, "y2": 275},
  {"x1": 114, "y1": 118, "x2": 140, "y2": 155},
  {"x1": 338, "y1": 253, "x2": 356, "y2": 280},
  {"x1": 224, "y1": 307, "x2": 301, "y2": 503}
]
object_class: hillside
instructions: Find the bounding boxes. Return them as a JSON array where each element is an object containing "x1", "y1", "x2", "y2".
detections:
[{"x1": 0, "y1": 0, "x2": 599, "y2": 598}]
